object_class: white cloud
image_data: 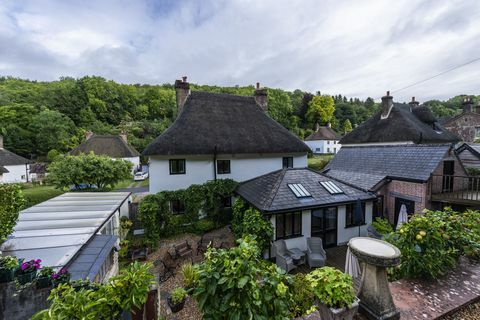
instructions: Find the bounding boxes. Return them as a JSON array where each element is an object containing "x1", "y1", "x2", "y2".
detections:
[{"x1": 0, "y1": 0, "x2": 479, "y2": 102}]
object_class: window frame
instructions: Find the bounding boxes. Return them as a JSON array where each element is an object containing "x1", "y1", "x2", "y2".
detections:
[
  {"x1": 221, "y1": 196, "x2": 232, "y2": 208},
  {"x1": 275, "y1": 211, "x2": 302, "y2": 240},
  {"x1": 170, "y1": 199, "x2": 186, "y2": 215},
  {"x1": 169, "y1": 159, "x2": 186, "y2": 175},
  {"x1": 217, "y1": 160, "x2": 231, "y2": 174},
  {"x1": 282, "y1": 157, "x2": 293, "y2": 169},
  {"x1": 345, "y1": 202, "x2": 366, "y2": 228}
]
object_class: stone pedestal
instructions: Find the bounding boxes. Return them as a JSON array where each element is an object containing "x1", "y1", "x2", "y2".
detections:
[{"x1": 348, "y1": 237, "x2": 401, "y2": 320}]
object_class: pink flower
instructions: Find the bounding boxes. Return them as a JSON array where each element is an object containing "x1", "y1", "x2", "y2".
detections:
[{"x1": 52, "y1": 273, "x2": 59, "y2": 279}]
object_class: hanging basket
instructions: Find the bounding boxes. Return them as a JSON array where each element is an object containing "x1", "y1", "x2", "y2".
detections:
[{"x1": 16, "y1": 270, "x2": 37, "y2": 285}]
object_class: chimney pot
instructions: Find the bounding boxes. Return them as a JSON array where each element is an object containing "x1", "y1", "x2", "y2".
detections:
[
  {"x1": 462, "y1": 96, "x2": 473, "y2": 113},
  {"x1": 409, "y1": 96, "x2": 420, "y2": 107},
  {"x1": 175, "y1": 77, "x2": 191, "y2": 116},
  {"x1": 254, "y1": 84, "x2": 268, "y2": 112},
  {"x1": 182, "y1": 76, "x2": 187, "y2": 82},
  {"x1": 386, "y1": 91, "x2": 390, "y2": 96}
]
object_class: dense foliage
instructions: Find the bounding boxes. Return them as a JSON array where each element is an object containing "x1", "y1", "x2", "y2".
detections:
[
  {"x1": 137, "y1": 179, "x2": 238, "y2": 246},
  {"x1": 47, "y1": 153, "x2": 132, "y2": 190},
  {"x1": 193, "y1": 237, "x2": 293, "y2": 320},
  {"x1": 33, "y1": 262, "x2": 156, "y2": 320},
  {"x1": 306, "y1": 267, "x2": 356, "y2": 309},
  {"x1": 386, "y1": 208, "x2": 480, "y2": 279},
  {"x1": 232, "y1": 199, "x2": 274, "y2": 253},
  {"x1": 0, "y1": 184, "x2": 26, "y2": 243},
  {"x1": 371, "y1": 217, "x2": 394, "y2": 235}
]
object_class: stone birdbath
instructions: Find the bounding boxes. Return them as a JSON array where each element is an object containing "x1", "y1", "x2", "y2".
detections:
[{"x1": 348, "y1": 237, "x2": 401, "y2": 320}]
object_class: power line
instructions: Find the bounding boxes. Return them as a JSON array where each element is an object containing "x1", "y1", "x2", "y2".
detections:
[{"x1": 375, "y1": 56, "x2": 480, "y2": 99}]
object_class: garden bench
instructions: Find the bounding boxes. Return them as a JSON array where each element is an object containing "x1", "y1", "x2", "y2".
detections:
[{"x1": 171, "y1": 240, "x2": 193, "y2": 262}]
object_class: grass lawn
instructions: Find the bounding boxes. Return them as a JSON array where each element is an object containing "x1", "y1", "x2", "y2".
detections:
[
  {"x1": 113, "y1": 178, "x2": 149, "y2": 190},
  {"x1": 308, "y1": 155, "x2": 334, "y2": 171},
  {"x1": 22, "y1": 185, "x2": 65, "y2": 208}
]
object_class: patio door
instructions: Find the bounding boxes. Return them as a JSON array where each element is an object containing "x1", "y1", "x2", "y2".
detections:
[
  {"x1": 442, "y1": 160, "x2": 454, "y2": 192},
  {"x1": 394, "y1": 197, "x2": 415, "y2": 227},
  {"x1": 311, "y1": 207, "x2": 337, "y2": 248}
]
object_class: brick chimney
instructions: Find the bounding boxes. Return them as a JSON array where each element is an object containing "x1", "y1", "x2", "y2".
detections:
[
  {"x1": 409, "y1": 96, "x2": 419, "y2": 108},
  {"x1": 0, "y1": 134, "x2": 3, "y2": 149},
  {"x1": 462, "y1": 96, "x2": 473, "y2": 113},
  {"x1": 254, "y1": 82, "x2": 268, "y2": 112},
  {"x1": 119, "y1": 131, "x2": 128, "y2": 143},
  {"x1": 174, "y1": 76, "x2": 190, "y2": 116},
  {"x1": 380, "y1": 91, "x2": 394, "y2": 119},
  {"x1": 85, "y1": 131, "x2": 94, "y2": 140}
]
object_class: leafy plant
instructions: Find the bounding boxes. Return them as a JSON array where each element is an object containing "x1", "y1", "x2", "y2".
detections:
[
  {"x1": 231, "y1": 203, "x2": 273, "y2": 253},
  {"x1": 20, "y1": 259, "x2": 42, "y2": 273},
  {"x1": 0, "y1": 184, "x2": 26, "y2": 244},
  {"x1": 38, "y1": 266, "x2": 55, "y2": 278},
  {"x1": 181, "y1": 263, "x2": 199, "y2": 289},
  {"x1": 0, "y1": 256, "x2": 19, "y2": 270},
  {"x1": 171, "y1": 287, "x2": 187, "y2": 305},
  {"x1": 193, "y1": 236, "x2": 292, "y2": 319},
  {"x1": 52, "y1": 268, "x2": 71, "y2": 284},
  {"x1": 120, "y1": 216, "x2": 133, "y2": 239},
  {"x1": 118, "y1": 240, "x2": 130, "y2": 258},
  {"x1": 288, "y1": 273, "x2": 316, "y2": 317},
  {"x1": 306, "y1": 267, "x2": 356, "y2": 309},
  {"x1": 372, "y1": 217, "x2": 393, "y2": 235}
]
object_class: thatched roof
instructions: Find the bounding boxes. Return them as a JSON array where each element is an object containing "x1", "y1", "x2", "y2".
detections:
[
  {"x1": 143, "y1": 91, "x2": 310, "y2": 156},
  {"x1": 0, "y1": 165, "x2": 8, "y2": 173},
  {"x1": 0, "y1": 148, "x2": 32, "y2": 166},
  {"x1": 340, "y1": 103, "x2": 460, "y2": 144},
  {"x1": 305, "y1": 126, "x2": 341, "y2": 141},
  {"x1": 70, "y1": 135, "x2": 139, "y2": 158}
]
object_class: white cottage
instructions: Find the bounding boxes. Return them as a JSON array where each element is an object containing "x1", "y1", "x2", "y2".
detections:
[
  {"x1": 236, "y1": 168, "x2": 376, "y2": 253},
  {"x1": 143, "y1": 78, "x2": 310, "y2": 193},
  {"x1": 304, "y1": 124, "x2": 342, "y2": 154},
  {"x1": 0, "y1": 135, "x2": 31, "y2": 183},
  {"x1": 70, "y1": 132, "x2": 140, "y2": 174}
]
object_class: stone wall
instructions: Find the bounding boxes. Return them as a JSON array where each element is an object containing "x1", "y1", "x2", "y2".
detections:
[
  {"x1": 0, "y1": 282, "x2": 51, "y2": 320},
  {"x1": 444, "y1": 112, "x2": 480, "y2": 142}
]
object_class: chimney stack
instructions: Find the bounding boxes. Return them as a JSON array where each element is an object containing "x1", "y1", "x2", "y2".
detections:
[
  {"x1": 462, "y1": 96, "x2": 473, "y2": 113},
  {"x1": 409, "y1": 96, "x2": 419, "y2": 108},
  {"x1": 0, "y1": 134, "x2": 3, "y2": 149},
  {"x1": 254, "y1": 82, "x2": 268, "y2": 112},
  {"x1": 119, "y1": 131, "x2": 128, "y2": 143},
  {"x1": 174, "y1": 76, "x2": 190, "y2": 116},
  {"x1": 380, "y1": 91, "x2": 394, "y2": 119},
  {"x1": 315, "y1": 122, "x2": 320, "y2": 131},
  {"x1": 85, "y1": 131, "x2": 94, "y2": 140}
]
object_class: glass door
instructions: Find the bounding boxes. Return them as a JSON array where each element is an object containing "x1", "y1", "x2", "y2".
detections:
[{"x1": 311, "y1": 207, "x2": 337, "y2": 248}]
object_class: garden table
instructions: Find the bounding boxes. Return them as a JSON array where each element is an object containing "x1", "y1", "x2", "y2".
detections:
[{"x1": 289, "y1": 247, "x2": 306, "y2": 266}]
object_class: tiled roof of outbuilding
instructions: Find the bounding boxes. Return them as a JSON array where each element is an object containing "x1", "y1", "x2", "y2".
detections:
[
  {"x1": 236, "y1": 168, "x2": 375, "y2": 213},
  {"x1": 70, "y1": 135, "x2": 139, "y2": 158}
]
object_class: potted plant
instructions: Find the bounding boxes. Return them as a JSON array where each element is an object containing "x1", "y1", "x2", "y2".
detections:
[
  {"x1": 51, "y1": 268, "x2": 71, "y2": 287},
  {"x1": 181, "y1": 263, "x2": 199, "y2": 291},
  {"x1": 306, "y1": 267, "x2": 359, "y2": 320},
  {"x1": 35, "y1": 266, "x2": 54, "y2": 289},
  {"x1": 168, "y1": 287, "x2": 187, "y2": 313},
  {"x1": 16, "y1": 259, "x2": 42, "y2": 285},
  {"x1": 0, "y1": 256, "x2": 19, "y2": 283}
]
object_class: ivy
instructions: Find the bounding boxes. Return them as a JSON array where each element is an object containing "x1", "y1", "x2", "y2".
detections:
[
  {"x1": 0, "y1": 184, "x2": 26, "y2": 244},
  {"x1": 137, "y1": 179, "x2": 238, "y2": 246}
]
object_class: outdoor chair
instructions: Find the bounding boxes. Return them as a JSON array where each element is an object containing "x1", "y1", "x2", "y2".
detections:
[
  {"x1": 274, "y1": 240, "x2": 296, "y2": 273},
  {"x1": 306, "y1": 237, "x2": 327, "y2": 268},
  {"x1": 131, "y1": 246, "x2": 148, "y2": 261}
]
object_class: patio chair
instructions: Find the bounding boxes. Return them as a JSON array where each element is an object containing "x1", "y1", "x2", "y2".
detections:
[
  {"x1": 274, "y1": 240, "x2": 296, "y2": 273},
  {"x1": 306, "y1": 237, "x2": 327, "y2": 268}
]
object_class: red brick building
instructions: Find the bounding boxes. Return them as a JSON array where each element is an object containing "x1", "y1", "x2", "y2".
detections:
[{"x1": 441, "y1": 98, "x2": 480, "y2": 143}]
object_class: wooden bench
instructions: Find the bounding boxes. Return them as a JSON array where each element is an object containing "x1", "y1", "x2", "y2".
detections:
[{"x1": 170, "y1": 240, "x2": 193, "y2": 262}]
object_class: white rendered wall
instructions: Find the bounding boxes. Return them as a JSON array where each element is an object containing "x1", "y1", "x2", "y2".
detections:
[
  {"x1": 149, "y1": 153, "x2": 308, "y2": 193},
  {"x1": 121, "y1": 156, "x2": 140, "y2": 173},
  {"x1": 268, "y1": 210, "x2": 311, "y2": 258},
  {"x1": 336, "y1": 201, "x2": 373, "y2": 245},
  {"x1": 2, "y1": 164, "x2": 29, "y2": 183},
  {"x1": 305, "y1": 140, "x2": 341, "y2": 154}
]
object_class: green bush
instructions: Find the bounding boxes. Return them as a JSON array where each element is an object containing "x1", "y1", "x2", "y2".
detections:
[
  {"x1": 193, "y1": 237, "x2": 292, "y2": 319},
  {"x1": 171, "y1": 287, "x2": 187, "y2": 305},
  {"x1": 181, "y1": 263, "x2": 199, "y2": 290},
  {"x1": 231, "y1": 198, "x2": 247, "y2": 237},
  {"x1": 288, "y1": 274, "x2": 316, "y2": 317},
  {"x1": 0, "y1": 256, "x2": 19, "y2": 270},
  {"x1": 193, "y1": 219, "x2": 216, "y2": 234},
  {"x1": 306, "y1": 267, "x2": 356, "y2": 309},
  {"x1": 0, "y1": 184, "x2": 26, "y2": 244},
  {"x1": 371, "y1": 217, "x2": 393, "y2": 235}
]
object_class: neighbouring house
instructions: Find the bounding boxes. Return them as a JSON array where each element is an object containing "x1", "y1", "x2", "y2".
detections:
[
  {"x1": 0, "y1": 134, "x2": 32, "y2": 183},
  {"x1": 440, "y1": 97, "x2": 480, "y2": 143},
  {"x1": 324, "y1": 92, "x2": 469, "y2": 222},
  {"x1": 456, "y1": 143, "x2": 480, "y2": 171},
  {"x1": 29, "y1": 162, "x2": 48, "y2": 183},
  {"x1": 143, "y1": 78, "x2": 310, "y2": 193},
  {"x1": 70, "y1": 132, "x2": 140, "y2": 173},
  {"x1": 304, "y1": 123, "x2": 342, "y2": 154},
  {"x1": 236, "y1": 168, "x2": 376, "y2": 253}
]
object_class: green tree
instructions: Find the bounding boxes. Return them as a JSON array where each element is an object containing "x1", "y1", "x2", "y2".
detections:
[
  {"x1": 47, "y1": 153, "x2": 132, "y2": 190},
  {"x1": 0, "y1": 184, "x2": 26, "y2": 244},
  {"x1": 343, "y1": 119, "x2": 353, "y2": 134},
  {"x1": 306, "y1": 95, "x2": 335, "y2": 127}
]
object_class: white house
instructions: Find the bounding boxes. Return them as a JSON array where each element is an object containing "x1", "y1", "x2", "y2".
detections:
[
  {"x1": 236, "y1": 168, "x2": 376, "y2": 252},
  {"x1": 70, "y1": 132, "x2": 141, "y2": 174},
  {"x1": 0, "y1": 135, "x2": 32, "y2": 183},
  {"x1": 143, "y1": 78, "x2": 310, "y2": 193},
  {"x1": 304, "y1": 124, "x2": 342, "y2": 154}
]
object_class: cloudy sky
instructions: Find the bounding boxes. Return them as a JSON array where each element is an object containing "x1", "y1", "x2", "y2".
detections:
[{"x1": 1, "y1": 0, "x2": 479, "y2": 102}]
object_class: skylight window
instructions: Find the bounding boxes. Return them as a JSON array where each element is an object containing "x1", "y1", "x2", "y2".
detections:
[
  {"x1": 288, "y1": 184, "x2": 312, "y2": 198},
  {"x1": 320, "y1": 181, "x2": 344, "y2": 195}
]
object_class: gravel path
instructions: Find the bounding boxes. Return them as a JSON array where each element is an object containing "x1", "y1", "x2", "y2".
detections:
[{"x1": 440, "y1": 299, "x2": 480, "y2": 320}]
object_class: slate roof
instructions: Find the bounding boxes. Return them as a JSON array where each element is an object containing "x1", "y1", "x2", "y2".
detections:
[
  {"x1": 340, "y1": 103, "x2": 460, "y2": 144},
  {"x1": 143, "y1": 91, "x2": 310, "y2": 156},
  {"x1": 0, "y1": 148, "x2": 32, "y2": 166},
  {"x1": 456, "y1": 143, "x2": 480, "y2": 158},
  {"x1": 70, "y1": 135, "x2": 140, "y2": 158},
  {"x1": 305, "y1": 126, "x2": 341, "y2": 141},
  {"x1": 441, "y1": 111, "x2": 480, "y2": 126},
  {"x1": 0, "y1": 165, "x2": 8, "y2": 173},
  {"x1": 324, "y1": 144, "x2": 452, "y2": 190},
  {"x1": 236, "y1": 168, "x2": 375, "y2": 213}
]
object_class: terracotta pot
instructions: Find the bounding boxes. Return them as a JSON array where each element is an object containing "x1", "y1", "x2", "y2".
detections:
[{"x1": 316, "y1": 298, "x2": 360, "y2": 320}]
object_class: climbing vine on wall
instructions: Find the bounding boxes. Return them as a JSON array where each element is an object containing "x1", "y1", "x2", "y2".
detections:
[{"x1": 137, "y1": 179, "x2": 238, "y2": 246}]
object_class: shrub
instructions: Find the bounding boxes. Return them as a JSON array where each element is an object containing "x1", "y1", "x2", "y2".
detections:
[
  {"x1": 0, "y1": 184, "x2": 26, "y2": 244},
  {"x1": 38, "y1": 266, "x2": 55, "y2": 278},
  {"x1": 306, "y1": 267, "x2": 356, "y2": 309},
  {"x1": 371, "y1": 217, "x2": 393, "y2": 235},
  {"x1": 231, "y1": 198, "x2": 247, "y2": 237},
  {"x1": 193, "y1": 237, "x2": 292, "y2": 319},
  {"x1": 181, "y1": 263, "x2": 199, "y2": 290},
  {"x1": 193, "y1": 219, "x2": 216, "y2": 234},
  {"x1": 240, "y1": 208, "x2": 274, "y2": 253},
  {"x1": 118, "y1": 240, "x2": 130, "y2": 258},
  {"x1": 171, "y1": 287, "x2": 187, "y2": 304},
  {"x1": 288, "y1": 274, "x2": 316, "y2": 317},
  {"x1": 0, "y1": 256, "x2": 19, "y2": 270}
]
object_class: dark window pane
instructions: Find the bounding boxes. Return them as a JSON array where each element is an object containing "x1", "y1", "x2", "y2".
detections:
[
  {"x1": 171, "y1": 200, "x2": 185, "y2": 214},
  {"x1": 276, "y1": 214, "x2": 285, "y2": 239},
  {"x1": 217, "y1": 160, "x2": 231, "y2": 174},
  {"x1": 293, "y1": 212, "x2": 302, "y2": 235},
  {"x1": 222, "y1": 196, "x2": 232, "y2": 208},
  {"x1": 169, "y1": 159, "x2": 186, "y2": 174},
  {"x1": 325, "y1": 208, "x2": 336, "y2": 230},
  {"x1": 285, "y1": 213, "x2": 293, "y2": 237},
  {"x1": 282, "y1": 157, "x2": 293, "y2": 169}
]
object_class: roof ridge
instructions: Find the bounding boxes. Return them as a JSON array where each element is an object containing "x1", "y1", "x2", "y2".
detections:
[{"x1": 264, "y1": 169, "x2": 288, "y2": 211}]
